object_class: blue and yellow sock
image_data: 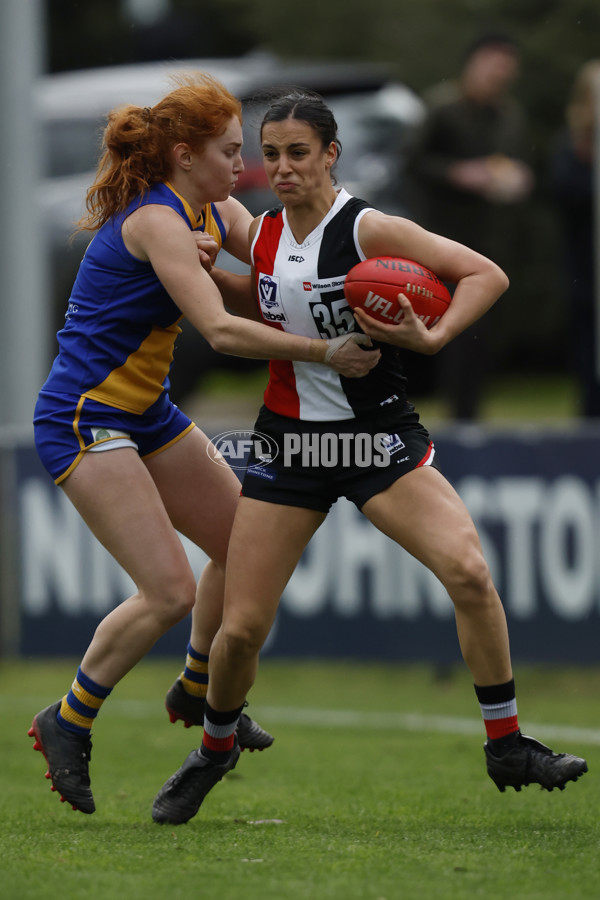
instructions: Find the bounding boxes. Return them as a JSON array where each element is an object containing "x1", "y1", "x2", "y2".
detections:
[
  {"x1": 179, "y1": 643, "x2": 209, "y2": 699},
  {"x1": 58, "y1": 667, "x2": 112, "y2": 737}
]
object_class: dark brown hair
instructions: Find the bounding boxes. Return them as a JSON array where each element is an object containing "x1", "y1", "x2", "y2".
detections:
[{"x1": 260, "y1": 89, "x2": 342, "y2": 170}]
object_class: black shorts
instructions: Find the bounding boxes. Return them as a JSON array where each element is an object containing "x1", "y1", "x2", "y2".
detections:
[{"x1": 240, "y1": 403, "x2": 440, "y2": 512}]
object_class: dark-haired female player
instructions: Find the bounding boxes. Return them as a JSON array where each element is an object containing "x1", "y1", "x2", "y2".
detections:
[
  {"x1": 153, "y1": 89, "x2": 587, "y2": 825},
  {"x1": 28, "y1": 74, "x2": 377, "y2": 816}
]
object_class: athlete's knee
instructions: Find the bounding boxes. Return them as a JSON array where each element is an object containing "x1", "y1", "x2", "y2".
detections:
[
  {"x1": 220, "y1": 614, "x2": 269, "y2": 660},
  {"x1": 442, "y1": 544, "x2": 494, "y2": 607},
  {"x1": 140, "y1": 568, "x2": 197, "y2": 627}
]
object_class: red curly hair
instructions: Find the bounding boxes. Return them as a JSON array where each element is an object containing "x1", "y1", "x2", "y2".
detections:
[{"x1": 79, "y1": 72, "x2": 242, "y2": 230}]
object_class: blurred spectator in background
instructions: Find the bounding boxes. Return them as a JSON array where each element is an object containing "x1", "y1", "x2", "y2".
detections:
[
  {"x1": 550, "y1": 60, "x2": 600, "y2": 418},
  {"x1": 408, "y1": 31, "x2": 534, "y2": 420}
]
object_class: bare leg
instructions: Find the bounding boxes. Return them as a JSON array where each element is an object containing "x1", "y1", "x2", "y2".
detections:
[
  {"x1": 152, "y1": 471, "x2": 588, "y2": 822},
  {"x1": 61, "y1": 450, "x2": 195, "y2": 685},
  {"x1": 146, "y1": 427, "x2": 240, "y2": 656},
  {"x1": 207, "y1": 498, "x2": 326, "y2": 711},
  {"x1": 187, "y1": 563, "x2": 226, "y2": 656},
  {"x1": 361, "y1": 466, "x2": 512, "y2": 686},
  {"x1": 61, "y1": 428, "x2": 240, "y2": 687}
]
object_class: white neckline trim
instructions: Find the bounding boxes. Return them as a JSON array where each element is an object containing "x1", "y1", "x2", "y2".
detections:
[{"x1": 282, "y1": 187, "x2": 351, "y2": 250}]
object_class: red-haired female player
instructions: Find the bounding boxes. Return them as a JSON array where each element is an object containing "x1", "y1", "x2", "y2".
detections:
[{"x1": 29, "y1": 74, "x2": 377, "y2": 815}]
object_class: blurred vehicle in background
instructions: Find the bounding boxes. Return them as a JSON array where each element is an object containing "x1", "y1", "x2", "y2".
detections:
[{"x1": 37, "y1": 54, "x2": 424, "y2": 402}]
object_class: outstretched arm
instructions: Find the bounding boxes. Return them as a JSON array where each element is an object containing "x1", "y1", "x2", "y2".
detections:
[{"x1": 122, "y1": 203, "x2": 379, "y2": 377}]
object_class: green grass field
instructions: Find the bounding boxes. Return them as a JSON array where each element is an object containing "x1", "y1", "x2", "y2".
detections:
[{"x1": 2, "y1": 660, "x2": 598, "y2": 900}]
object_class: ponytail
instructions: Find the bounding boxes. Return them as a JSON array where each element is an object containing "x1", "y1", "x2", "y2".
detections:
[{"x1": 78, "y1": 72, "x2": 241, "y2": 231}]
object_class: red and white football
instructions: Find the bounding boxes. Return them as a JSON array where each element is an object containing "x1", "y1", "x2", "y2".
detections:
[{"x1": 344, "y1": 257, "x2": 452, "y2": 328}]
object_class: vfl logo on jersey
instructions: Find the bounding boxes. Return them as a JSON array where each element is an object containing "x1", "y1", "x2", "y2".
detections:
[
  {"x1": 379, "y1": 433, "x2": 406, "y2": 456},
  {"x1": 258, "y1": 273, "x2": 289, "y2": 323}
]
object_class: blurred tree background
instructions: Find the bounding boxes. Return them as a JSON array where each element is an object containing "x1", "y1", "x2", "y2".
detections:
[
  {"x1": 47, "y1": 0, "x2": 600, "y2": 140},
  {"x1": 44, "y1": 0, "x2": 600, "y2": 395}
]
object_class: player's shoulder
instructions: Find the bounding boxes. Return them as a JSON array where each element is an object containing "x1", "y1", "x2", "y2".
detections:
[
  {"x1": 356, "y1": 207, "x2": 419, "y2": 258},
  {"x1": 213, "y1": 195, "x2": 253, "y2": 229},
  {"x1": 124, "y1": 200, "x2": 184, "y2": 232},
  {"x1": 249, "y1": 215, "x2": 262, "y2": 243},
  {"x1": 340, "y1": 193, "x2": 372, "y2": 215},
  {"x1": 264, "y1": 203, "x2": 284, "y2": 219},
  {"x1": 249, "y1": 205, "x2": 284, "y2": 249}
]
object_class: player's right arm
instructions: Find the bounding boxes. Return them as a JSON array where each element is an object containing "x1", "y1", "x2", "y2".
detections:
[{"x1": 355, "y1": 210, "x2": 509, "y2": 353}]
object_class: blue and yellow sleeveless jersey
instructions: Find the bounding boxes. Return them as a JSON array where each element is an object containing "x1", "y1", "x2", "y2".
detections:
[{"x1": 41, "y1": 181, "x2": 226, "y2": 414}]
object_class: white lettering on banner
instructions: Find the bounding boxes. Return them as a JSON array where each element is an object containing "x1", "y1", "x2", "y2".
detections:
[
  {"x1": 460, "y1": 476, "x2": 600, "y2": 619},
  {"x1": 18, "y1": 473, "x2": 600, "y2": 622},
  {"x1": 539, "y1": 477, "x2": 596, "y2": 619},
  {"x1": 495, "y1": 479, "x2": 544, "y2": 618},
  {"x1": 21, "y1": 480, "x2": 83, "y2": 614}
]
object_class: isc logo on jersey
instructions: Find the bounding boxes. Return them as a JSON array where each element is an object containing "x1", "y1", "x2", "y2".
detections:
[{"x1": 258, "y1": 273, "x2": 289, "y2": 323}]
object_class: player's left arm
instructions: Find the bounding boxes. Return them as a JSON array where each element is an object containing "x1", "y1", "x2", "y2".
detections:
[
  {"x1": 206, "y1": 198, "x2": 262, "y2": 320},
  {"x1": 355, "y1": 210, "x2": 509, "y2": 353},
  {"x1": 210, "y1": 268, "x2": 261, "y2": 321},
  {"x1": 215, "y1": 196, "x2": 253, "y2": 264}
]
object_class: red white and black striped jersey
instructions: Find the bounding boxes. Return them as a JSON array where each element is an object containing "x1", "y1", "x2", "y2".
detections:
[{"x1": 251, "y1": 188, "x2": 408, "y2": 421}]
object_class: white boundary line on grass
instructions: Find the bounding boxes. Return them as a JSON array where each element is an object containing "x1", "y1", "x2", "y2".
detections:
[
  {"x1": 11, "y1": 697, "x2": 600, "y2": 746},
  {"x1": 255, "y1": 706, "x2": 600, "y2": 746},
  {"x1": 96, "y1": 699, "x2": 600, "y2": 747}
]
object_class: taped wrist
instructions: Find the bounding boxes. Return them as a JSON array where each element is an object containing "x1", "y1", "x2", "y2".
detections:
[{"x1": 324, "y1": 332, "x2": 370, "y2": 363}]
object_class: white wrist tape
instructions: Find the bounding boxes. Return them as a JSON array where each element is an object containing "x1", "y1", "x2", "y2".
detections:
[{"x1": 324, "y1": 332, "x2": 370, "y2": 363}]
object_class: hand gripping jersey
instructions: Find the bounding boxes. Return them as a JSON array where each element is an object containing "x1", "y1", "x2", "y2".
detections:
[
  {"x1": 251, "y1": 188, "x2": 409, "y2": 421},
  {"x1": 41, "y1": 182, "x2": 226, "y2": 415}
]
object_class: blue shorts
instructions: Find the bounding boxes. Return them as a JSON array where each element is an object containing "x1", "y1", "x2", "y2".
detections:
[
  {"x1": 241, "y1": 403, "x2": 440, "y2": 512},
  {"x1": 34, "y1": 390, "x2": 195, "y2": 483}
]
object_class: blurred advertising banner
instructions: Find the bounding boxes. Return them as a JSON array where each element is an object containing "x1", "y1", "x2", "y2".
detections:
[{"x1": 4, "y1": 424, "x2": 600, "y2": 662}]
